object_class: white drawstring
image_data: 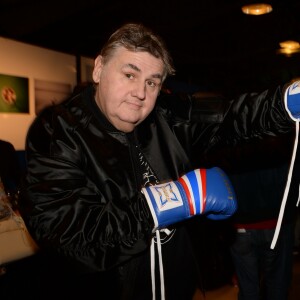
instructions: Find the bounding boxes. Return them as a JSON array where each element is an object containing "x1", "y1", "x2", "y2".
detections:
[
  {"x1": 150, "y1": 235, "x2": 156, "y2": 300},
  {"x1": 150, "y1": 229, "x2": 166, "y2": 300},
  {"x1": 271, "y1": 120, "x2": 299, "y2": 249},
  {"x1": 297, "y1": 184, "x2": 300, "y2": 207}
]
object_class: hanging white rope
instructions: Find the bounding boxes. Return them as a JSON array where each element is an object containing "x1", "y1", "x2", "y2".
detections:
[{"x1": 271, "y1": 120, "x2": 299, "y2": 249}]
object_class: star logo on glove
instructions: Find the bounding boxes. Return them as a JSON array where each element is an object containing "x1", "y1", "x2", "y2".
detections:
[
  {"x1": 290, "y1": 81, "x2": 300, "y2": 92},
  {"x1": 155, "y1": 183, "x2": 180, "y2": 208}
]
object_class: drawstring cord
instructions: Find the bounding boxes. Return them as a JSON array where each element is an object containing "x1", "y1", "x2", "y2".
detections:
[
  {"x1": 271, "y1": 120, "x2": 299, "y2": 249},
  {"x1": 150, "y1": 236, "x2": 156, "y2": 299},
  {"x1": 150, "y1": 229, "x2": 168, "y2": 300},
  {"x1": 297, "y1": 183, "x2": 300, "y2": 207}
]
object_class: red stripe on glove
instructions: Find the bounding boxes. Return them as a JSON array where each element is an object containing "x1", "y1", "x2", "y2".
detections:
[
  {"x1": 178, "y1": 177, "x2": 195, "y2": 216},
  {"x1": 200, "y1": 169, "x2": 207, "y2": 213}
]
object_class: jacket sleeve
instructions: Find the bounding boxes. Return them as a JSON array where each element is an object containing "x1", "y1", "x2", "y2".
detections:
[
  {"x1": 19, "y1": 107, "x2": 154, "y2": 273},
  {"x1": 190, "y1": 84, "x2": 294, "y2": 154}
]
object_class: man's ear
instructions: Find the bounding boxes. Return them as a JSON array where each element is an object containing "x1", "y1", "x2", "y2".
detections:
[{"x1": 92, "y1": 55, "x2": 103, "y2": 83}]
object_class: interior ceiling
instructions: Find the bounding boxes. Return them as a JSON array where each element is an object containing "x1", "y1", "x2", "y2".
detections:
[{"x1": 1, "y1": 0, "x2": 300, "y2": 94}]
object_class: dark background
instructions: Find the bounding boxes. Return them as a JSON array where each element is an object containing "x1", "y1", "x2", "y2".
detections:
[{"x1": 1, "y1": 0, "x2": 300, "y2": 95}]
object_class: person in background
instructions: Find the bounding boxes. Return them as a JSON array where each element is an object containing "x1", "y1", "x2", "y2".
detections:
[
  {"x1": 19, "y1": 23, "x2": 300, "y2": 300},
  {"x1": 0, "y1": 139, "x2": 21, "y2": 280},
  {"x1": 0, "y1": 139, "x2": 20, "y2": 197},
  {"x1": 205, "y1": 133, "x2": 299, "y2": 300},
  {"x1": 233, "y1": 137, "x2": 299, "y2": 300},
  {"x1": 293, "y1": 205, "x2": 300, "y2": 255}
]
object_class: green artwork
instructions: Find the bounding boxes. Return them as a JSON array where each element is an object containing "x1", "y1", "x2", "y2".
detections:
[{"x1": 0, "y1": 73, "x2": 29, "y2": 113}]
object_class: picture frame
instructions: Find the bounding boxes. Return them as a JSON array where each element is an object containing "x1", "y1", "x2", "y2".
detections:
[{"x1": 0, "y1": 73, "x2": 29, "y2": 114}]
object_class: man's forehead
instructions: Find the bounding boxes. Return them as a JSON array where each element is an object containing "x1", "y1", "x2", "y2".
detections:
[{"x1": 116, "y1": 48, "x2": 164, "y2": 75}]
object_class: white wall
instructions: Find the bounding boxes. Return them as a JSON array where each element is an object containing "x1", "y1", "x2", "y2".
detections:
[{"x1": 0, "y1": 37, "x2": 77, "y2": 150}]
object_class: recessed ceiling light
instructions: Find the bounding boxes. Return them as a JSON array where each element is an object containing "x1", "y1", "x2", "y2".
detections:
[
  {"x1": 241, "y1": 3, "x2": 273, "y2": 15},
  {"x1": 279, "y1": 40, "x2": 300, "y2": 50},
  {"x1": 277, "y1": 40, "x2": 300, "y2": 55},
  {"x1": 277, "y1": 48, "x2": 300, "y2": 56}
]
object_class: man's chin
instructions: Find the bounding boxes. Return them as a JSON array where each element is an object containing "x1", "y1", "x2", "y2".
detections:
[{"x1": 115, "y1": 119, "x2": 140, "y2": 133}]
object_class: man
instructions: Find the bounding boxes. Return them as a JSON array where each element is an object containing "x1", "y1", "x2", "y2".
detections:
[{"x1": 19, "y1": 23, "x2": 299, "y2": 300}]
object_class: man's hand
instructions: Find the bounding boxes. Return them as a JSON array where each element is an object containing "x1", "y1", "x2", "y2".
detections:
[{"x1": 141, "y1": 167, "x2": 237, "y2": 231}]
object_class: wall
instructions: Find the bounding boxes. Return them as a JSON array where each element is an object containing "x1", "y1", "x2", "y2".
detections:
[{"x1": 0, "y1": 37, "x2": 77, "y2": 150}]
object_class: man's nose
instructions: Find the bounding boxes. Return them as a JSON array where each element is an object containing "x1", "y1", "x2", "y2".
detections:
[{"x1": 132, "y1": 81, "x2": 146, "y2": 99}]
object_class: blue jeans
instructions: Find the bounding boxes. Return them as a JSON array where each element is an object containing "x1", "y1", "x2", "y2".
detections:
[{"x1": 230, "y1": 223, "x2": 294, "y2": 300}]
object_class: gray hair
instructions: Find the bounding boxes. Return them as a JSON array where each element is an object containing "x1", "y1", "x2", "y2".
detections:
[{"x1": 100, "y1": 23, "x2": 175, "y2": 81}]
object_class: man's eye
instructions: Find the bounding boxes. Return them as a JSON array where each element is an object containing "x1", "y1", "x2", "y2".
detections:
[
  {"x1": 147, "y1": 81, "x2": 157, "y2": 87},
  {"x1": 125, "y1": 73, "x2": 134, "y2": 79}
]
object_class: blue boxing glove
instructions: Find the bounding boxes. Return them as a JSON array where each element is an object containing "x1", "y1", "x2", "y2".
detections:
[
  {"x1": 284, "y1": 80, "x2": 300, "y2": 121},
  {"x1": 141, "y1": 167, "x2": 237, "y2": 231}
]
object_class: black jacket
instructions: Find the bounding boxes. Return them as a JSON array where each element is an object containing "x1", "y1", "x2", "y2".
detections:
[{"x1": 20, "y1": 84, "x2": 293, "y2": 299}]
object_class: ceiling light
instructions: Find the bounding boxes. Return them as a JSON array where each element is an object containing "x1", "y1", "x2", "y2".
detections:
[
  {"x1": 277, "y1": 40, "x2": 300, "y2": 56},
  {"x1": 279, "y1": 40, "x2": 300, "y2": 50},
  {"x1": 241, "y1": 3, "x2": 273, "y2": 15},
  {"x1": 277, "y1": 48, "x2": 300, "y2": 56}
]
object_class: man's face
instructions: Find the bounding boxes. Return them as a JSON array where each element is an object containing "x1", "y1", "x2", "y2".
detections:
[{"x1": 93, "y1": 47, "x2": 164, "y2": 132}]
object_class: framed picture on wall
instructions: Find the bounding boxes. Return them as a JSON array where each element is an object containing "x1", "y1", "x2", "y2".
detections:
[
  {"x1": 34, "y1": 79, "x2": 72, "y2": 115},
  {"x1": 0, "y1": 73, "x2": 29, "y2": 113}
]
